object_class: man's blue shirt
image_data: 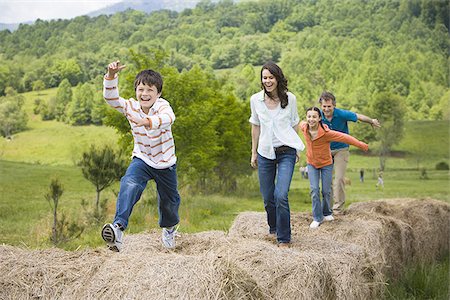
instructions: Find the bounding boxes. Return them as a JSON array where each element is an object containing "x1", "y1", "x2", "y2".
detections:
[{"x1": 321, "y1": 108, "x2": 358, "y2": 150}]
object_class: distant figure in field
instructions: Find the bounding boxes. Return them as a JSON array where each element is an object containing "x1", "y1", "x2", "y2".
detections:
[
  {"x1": 101, "y1": 60, "x2": 181, "y2": 252},
  {"x1": 360, "y1": 168, "x2": 365, "y2": 183},
  {"x1": 299, "y1": 165, "x2": 309, "y2": 179},
  {"x1": 319, "y1": 91, "x2": 381, "y2": 214},
  {"x1": 249, "y1": 61, "x2": 305, "y2": 248},
  {"x1": 299, "y1": 107, "x2": 369, "y2": 229},
  {"x1": 376, "y1": 171, "x2": 384, "y2": 189}
]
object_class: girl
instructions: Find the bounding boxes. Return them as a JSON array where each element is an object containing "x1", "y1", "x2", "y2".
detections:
[
  {"x1": 249, "y1": 62, "x2": 305, "y2": 247},
  {"x1": 300, "y1": 107, "x2": 368, "y2": 228}
]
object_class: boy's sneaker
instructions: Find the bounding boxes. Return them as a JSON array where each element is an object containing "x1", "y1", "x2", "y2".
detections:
[
  {"x1": 161, "y1": 225, "x2": 178, "y2": 249},
  {"x1": 324, "y1": 215, "x2": 335, "y2": 222},
  {"x1": 309, "y1": 220, "x2": 322, "y2": 229},
  {"x1": 101, "y1": 223, "x2": 123, "y2": 252}
]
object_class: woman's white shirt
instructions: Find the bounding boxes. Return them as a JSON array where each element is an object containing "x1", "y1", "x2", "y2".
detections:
[{"x1": 249, "y1": 90, "x2": 305, "y2": 159}]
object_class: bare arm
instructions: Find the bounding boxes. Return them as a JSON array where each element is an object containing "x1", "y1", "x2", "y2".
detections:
[
  {"x1": 251, "y1": 124, "x2": 260, "y2": 168},
  {"x1": 356, "y1": 113, "x2": 381, "y2": 128}
]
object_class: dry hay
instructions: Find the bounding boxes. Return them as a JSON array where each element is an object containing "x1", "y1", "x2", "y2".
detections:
[{"x1": 0, "y1": 198, "x2": 448, "y2": 300}]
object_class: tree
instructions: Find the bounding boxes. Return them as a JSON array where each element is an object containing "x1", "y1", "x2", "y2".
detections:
[
  {"x1": 0, "y1": 88, "x2": 28, "y2": 138},
  {"x1": 66, "y1": 82, "x2": 94, "y2": 125},
  {"x1": 55, "y1": 79, "x2": 72, "y2": 121},
  {"x1": 91, "y1": 92, "x2": 107, "y2": 125},
  {"x1": 32, "y1": 80, "x2": 45, "y2": 91},
  {"x1": 370, "y1": 92, "x2": 406, "y2": 171},
  {"x1": 45, "y1": 178, "x2": 64, "y2": 244},
  {"x1": 45, "y1": 178, "x2": 83, "y2": 245},
  {"x1": 78, "y1": 145, "x2": 127, "y2": 217}
]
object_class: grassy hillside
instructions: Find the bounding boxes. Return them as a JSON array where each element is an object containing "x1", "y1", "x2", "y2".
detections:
[{"x1": 0, "y1": 89, "x2": 119, "y2": 165}]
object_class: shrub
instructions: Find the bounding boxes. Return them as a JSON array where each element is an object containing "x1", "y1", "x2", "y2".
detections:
[{"x1": 435, "y1": 161, "x2": 449, "y2": 170}]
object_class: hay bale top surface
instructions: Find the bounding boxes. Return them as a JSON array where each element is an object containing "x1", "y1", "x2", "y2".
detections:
[{"x1": 1, "y1": 198, "x2": 448, "y2": 300}]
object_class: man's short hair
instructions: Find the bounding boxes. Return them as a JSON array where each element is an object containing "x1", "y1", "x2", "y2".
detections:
[{"x1": 319, "y1": 91, "x2": 336, "y2": 106}]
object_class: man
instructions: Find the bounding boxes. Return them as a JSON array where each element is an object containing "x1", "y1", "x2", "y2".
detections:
[{"x1": 319, "y1": 91, "x2": 381, "y2": 214}]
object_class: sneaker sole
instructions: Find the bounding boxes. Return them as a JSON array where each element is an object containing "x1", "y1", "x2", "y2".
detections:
[
  {"x1": 107, "y1": 244, "x2": 120, "y2": 252},
  {"x1": 101, "y1": 224, "x2": 116, "y2": 244}
]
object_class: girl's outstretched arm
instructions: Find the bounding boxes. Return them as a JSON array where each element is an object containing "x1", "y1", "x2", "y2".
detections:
[{"x1": 327, "y1": 130, "x2": 369, "y2": 152}]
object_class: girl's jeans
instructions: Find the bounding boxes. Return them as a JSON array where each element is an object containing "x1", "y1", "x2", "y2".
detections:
[
  {"x1": 307, "y1": 163, "x2": 333, "y2": 222},
  {"x1": 257, "y1": 148, "x2": 296, "y2": 243},
  {"x1": 113, "y1": 157, "x2": 180, "y2": 230}
]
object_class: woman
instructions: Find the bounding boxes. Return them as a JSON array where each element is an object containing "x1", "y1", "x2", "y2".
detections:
[
  {"x1": 249, "y1": 61, "x2": 305, "y2": 247},
  {"x1": 299, "y1": 107, "x2": 368, "y2": 229}
]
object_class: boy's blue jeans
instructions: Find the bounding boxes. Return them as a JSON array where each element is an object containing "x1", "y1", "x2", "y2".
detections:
[
  {"x1": 113, "y1": 157, "x2": 180, "y2": 230},
  {"x1": 257, "y1": 148, "x2": 296, "y2": 243},
  {"x1": 307, "y1": 163, "x2": 333, "y2": 222}
]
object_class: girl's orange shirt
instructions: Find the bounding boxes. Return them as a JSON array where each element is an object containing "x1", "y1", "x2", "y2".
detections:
[{"x1": 300, "y1": 122, "x2": 368, "y2": 169}]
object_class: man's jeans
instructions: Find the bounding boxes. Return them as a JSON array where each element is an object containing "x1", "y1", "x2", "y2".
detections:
[
  {"x1": 113, "y1": 157, "x2": 180, "y2": 230},
  {"x1": 307, "y1": 163, "x2": 333, "y2": 222},
  {"x1": 257, "y1": 148, "x2": 296, "y2": 243}
]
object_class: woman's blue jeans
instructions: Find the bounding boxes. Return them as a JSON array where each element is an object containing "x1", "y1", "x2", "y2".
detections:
[
  {"x1": 307, "y1": 163, "x2": 333, "y2": 222},
  {"x1": 257, "y1": 148, "x2": 296, "y2": 243},
  {"x1": 113, "y1": 157, "x2": 180, "y2": 230}
]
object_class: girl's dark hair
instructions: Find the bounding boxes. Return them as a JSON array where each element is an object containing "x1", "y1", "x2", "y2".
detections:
[
  {"x1": 134, "y1": 69, "x2": 163, "y2": 93},
  {"x1": 261, "y1": 61, "x2": 288, "y2": 109},
  {"x1": 306, "y1": 106, "x2": 325, "y2": 129}
]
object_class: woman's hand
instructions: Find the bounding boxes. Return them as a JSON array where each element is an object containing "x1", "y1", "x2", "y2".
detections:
[{"x1": 250, "y1": 152, "x2": 258, "y2": 168}]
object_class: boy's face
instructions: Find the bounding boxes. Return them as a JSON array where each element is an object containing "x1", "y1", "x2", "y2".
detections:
[{"x1": 136, "y1": 82, "x2": 161, "y2": 113}]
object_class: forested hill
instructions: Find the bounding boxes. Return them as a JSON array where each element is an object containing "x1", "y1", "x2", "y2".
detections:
[{"x1": 0, "y1": 0, "x2": 448, "y2": 120}]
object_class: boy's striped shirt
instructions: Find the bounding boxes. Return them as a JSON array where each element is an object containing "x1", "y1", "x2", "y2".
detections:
[{"x1": 103, "y1": 76, "x2": 177, "y2": 169}]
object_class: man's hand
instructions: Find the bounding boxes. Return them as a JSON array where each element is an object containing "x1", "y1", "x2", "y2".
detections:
[
  {"x1": 370, "y1": 118, "x2": 381, "y2": 128},
  {"x1": 107, "y1": 60, "x2": 126, "y2": 79}
]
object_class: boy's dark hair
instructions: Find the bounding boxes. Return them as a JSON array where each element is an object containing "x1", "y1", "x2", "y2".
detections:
[
  {"x1": 134, "y1": 69, "x2": 163, "y2": 93},
  {"x1": 306, "y1": 106, "x2": 325, "y2": 130},
  {"x1": 318, "y1": 91, "x2": 336, "y2": 105},
  {"x1": 261, "y1": 61, "x2": 289, "y2": 109}
]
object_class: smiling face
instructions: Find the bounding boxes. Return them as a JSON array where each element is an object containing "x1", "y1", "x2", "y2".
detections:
[
  {"x1": 320, "y1": 99, "x2": 335, "y2": 120},
  {"x1": 261, "y1": 69, "x2": 278, "y2": 95},
  {"x1": 306, "y1": 109, "x2": 321, "y2": 129},
  {"x1": 136, "y1": 82, "x2": 161, "y2": 114}
]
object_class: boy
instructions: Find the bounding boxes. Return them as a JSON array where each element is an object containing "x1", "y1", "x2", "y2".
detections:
[{"x1": 101, "y1": 60, "x2": 181, "y2": 251}]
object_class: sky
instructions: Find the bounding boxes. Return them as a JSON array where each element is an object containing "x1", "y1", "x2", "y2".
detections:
[{"x1": 0, "y1": 0, "x2": 122, "y2": 24}]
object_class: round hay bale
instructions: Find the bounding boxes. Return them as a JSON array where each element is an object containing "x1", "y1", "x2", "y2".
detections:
[
  {"x1": 347, "y1": 198, "x2": 450, "y2": 268},
  {"x1": 214, "y1": 238, "x2": 336, "y2": 300},
  {"x1": 0, "y1": 245, "x2": 106, "y2": 300},
  {"x1": 0, "y1": 243, "x2": 265, "y2": 300},
  {"x1": 228, "y1": 211, "x2": 268, "y2": 239}
]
